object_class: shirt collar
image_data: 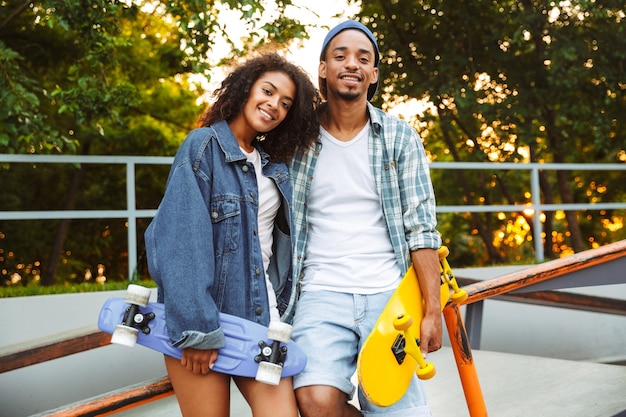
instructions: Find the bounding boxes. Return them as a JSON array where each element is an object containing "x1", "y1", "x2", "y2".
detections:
[{"x1": 366, "y1": 102, "x2": 382, "y2": 135}]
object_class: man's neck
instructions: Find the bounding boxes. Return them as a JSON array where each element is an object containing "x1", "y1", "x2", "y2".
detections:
[{"x1": 321, "y1": 99, "x2": 370, "y2": 142}]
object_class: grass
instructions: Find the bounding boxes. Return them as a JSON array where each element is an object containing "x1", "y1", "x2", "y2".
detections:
[{"x1": 0, "y1": 279, "x2": 157, "y2": 298}]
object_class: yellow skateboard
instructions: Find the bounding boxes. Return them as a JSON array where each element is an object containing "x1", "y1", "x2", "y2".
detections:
[{"x1": 357, "y1": 246, "x2": 467, "y2": 407}]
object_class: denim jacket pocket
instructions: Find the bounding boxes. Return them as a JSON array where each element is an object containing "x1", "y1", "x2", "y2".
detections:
[{"x1": 210, "y1": 199, "x2": 241, "y2": 254}]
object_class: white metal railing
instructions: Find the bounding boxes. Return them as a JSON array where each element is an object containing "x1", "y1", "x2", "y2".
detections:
[
  {"x1": 430, "y1": 161, "x2": 626, "y2": 261},
  {"x1": 0, "y1": 154, "x2": 172, "y2": 280},
  {"x1": 1, "y1": 154, "x2": 625, "y2": 278}
]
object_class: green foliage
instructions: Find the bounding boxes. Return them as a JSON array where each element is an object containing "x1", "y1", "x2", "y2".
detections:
[
  {"x1": 0, "y1": 0, "x2": 311, "y2": 288},
  {"x1": 0, "y1": 0, "x2": 311, "y2": 155},
  {"x1": 0, "y1": 279, "x2": 156, "y2": 298},
  {"x1": 2, "y1": 0, "x2": 624, "y2": 283},
  {"x1": 357, "y1": 0, "x2": 626, "y2": 265},
  {"x1": 0, "y1": 41, "x2": 73, "y2": 153}
]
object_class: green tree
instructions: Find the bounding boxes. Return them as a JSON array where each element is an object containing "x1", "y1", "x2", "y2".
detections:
[
  {"x1": 356, "y1": 0, "x2": 626, "y2": 265},
  {"x1": 0, "y1": 0, "x2": 311, "y2": 285}
]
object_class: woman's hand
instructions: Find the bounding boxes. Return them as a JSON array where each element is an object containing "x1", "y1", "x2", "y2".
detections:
[{"x1": 180, "y1": 347, "x2": 219, "y2": 375}]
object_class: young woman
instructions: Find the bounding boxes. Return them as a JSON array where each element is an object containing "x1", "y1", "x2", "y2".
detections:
[{"x1": 144, "y1": 53, "x2": 319, "y2": 417}]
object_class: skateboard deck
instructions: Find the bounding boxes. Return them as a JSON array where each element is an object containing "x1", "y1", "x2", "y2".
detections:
[
  {"x1": 357, "y1": 246, "x2": 467, "y2": 407},
  {"x1": 98, "y1": 285, "x2": 307, "y2": 385}
]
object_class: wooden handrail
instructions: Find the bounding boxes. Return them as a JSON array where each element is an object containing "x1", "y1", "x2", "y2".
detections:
[
  {"x1": 460, "y1": 240, "x2": 626, "y2": 304},
  {"x1": 0, "y1": 325, "x2": 110, "y2": 373},
  {"x1": 456, "y1": 277, "x2": 626, "y2": 316},
  {"x1": 29, "y1": 376, "x2": 173, "y2": 417},
  {"x1": 0, "y1": 327, "x2": 175, "y2": 416}
]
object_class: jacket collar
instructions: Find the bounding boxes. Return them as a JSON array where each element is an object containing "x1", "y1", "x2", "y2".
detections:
[{"x1": 212, "y1": 120, "x2": 271, "y2": 166}]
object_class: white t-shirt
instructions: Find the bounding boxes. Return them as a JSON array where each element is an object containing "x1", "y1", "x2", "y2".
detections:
[
  {"x1": 302, "y1": 125, "x2": 402, "y2": 294},
  {"x1": 242, "y1": 147, "x2": 280, "y2": 321}
]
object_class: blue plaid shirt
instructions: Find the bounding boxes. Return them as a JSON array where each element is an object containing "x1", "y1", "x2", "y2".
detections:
[{"x1": 289, "y1": 102, "x2": 441, "y2": 287}]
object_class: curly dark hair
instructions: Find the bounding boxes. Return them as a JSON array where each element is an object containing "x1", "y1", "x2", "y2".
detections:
[{"x1": 196, "y1": 53, "x2": 320, "y2": 163}]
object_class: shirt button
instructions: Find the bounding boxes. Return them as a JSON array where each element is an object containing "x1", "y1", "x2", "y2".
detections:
[
  {"x1": 255, "y1": 268, "x2": 261, "y2": 275},
  {"x1": 211, "y1": 211, "x2": 218, "y2": 219},
  {"x1": 242, "y1": 165, "x2": 249, "y2": 172},
  {"x1": 255, "y1": 307, "x2": 263, "y2": 315}
]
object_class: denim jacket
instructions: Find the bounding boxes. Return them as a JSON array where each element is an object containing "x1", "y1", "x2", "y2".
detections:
[{"x1": 144, "y1": 120, "x2": 296, "y2": 351}]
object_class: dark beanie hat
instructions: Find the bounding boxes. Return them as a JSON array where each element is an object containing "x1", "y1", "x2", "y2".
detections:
[{"x1": 319, "y1": 20, "x2": 380, "y2": 101}]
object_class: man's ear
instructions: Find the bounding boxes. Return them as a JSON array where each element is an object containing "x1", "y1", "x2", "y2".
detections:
[
  {"x1": 319, "y1": 61, "x2": 327, "y2": 80},
  {"x1": 370, "y1": 67, "x2": 379, "y2": 84}
]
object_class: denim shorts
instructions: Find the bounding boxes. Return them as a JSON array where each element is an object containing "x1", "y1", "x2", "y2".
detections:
[{"x1": 291, "y1": 290, "x2": 432, "y2": 416}]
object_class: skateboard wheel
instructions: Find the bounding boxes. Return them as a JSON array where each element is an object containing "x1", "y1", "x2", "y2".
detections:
[
  {"x1": 125, "y1": 284, "x2": 151, "y2": 307},
  {"x1": 266, "y1": 321, "x2": 292, "y2": 343},
  {"x1": 255, "y1": 361, "x2": 282, "y2": 386},
  {"x1": 451, "y1": 289, "x2": 468, "y2": 303},
  {"x1": 393, "y1": 314, "x2": 413, "y2": 331},
  {"x1": 416, "y1": 362, "x2": 436, "y2": 380},
  {"x1": 437, "y1": 246, "x2": 449, "y2": 259},
  {"x1": 111, "y1": 324, "x2": 139, "y2": 347}
]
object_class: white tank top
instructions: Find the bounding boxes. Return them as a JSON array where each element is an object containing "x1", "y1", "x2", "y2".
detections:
[
  {"x1": 302, "y1": 125, "x2": 402, "y2": 294},
  {"x1": 242, "y1": 147, "x2": 280, "y2": 321}
]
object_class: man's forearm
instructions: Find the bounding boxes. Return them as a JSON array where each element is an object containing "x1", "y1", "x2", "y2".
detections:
[{"x1": 410, "y1": 248, "x2": 441, "y2": 315}]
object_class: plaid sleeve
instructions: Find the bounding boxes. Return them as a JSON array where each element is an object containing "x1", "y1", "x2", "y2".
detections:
[{"x1": 376, "y1": 109, "x2": 440, "y2": 253}]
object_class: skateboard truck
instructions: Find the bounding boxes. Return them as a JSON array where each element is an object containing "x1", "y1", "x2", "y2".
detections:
[
  {"x1": 391, "y1": 332, "x2": 425, "y2": 366},
  {"x1": 254, "y1": 321, "x2": 294, "y2": 385},
  {"x1": 121, "y1": 303, "x2": 155, "y2": 335},
  {"x1": 110, "y1": 284, "x2": 154, "y2": 347},
  {"x1": 438, "y1": 246, "x2": 468, "y2": 304},
  {"x1": 255, "y1": 340, "x2": 288, "y2": 366},
  {"x1": 392, "y1": 314, "x2": 436, "y2": 380}
]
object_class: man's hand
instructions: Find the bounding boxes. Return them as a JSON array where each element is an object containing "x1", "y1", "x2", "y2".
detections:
[
  {"x1": 419, "y1": 311, "x2": 443, "y2": 357},
  {"x1": 180, "y1": 347, "x2": 218, "y2": 375},
  {"x1": 411, "y1": 248, "x2": 443, "y2": 357}
]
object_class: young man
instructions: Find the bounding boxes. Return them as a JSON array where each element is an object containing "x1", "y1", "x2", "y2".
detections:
[{"x1": 289, "y1": 20, "x2": 443, "y2": 416}]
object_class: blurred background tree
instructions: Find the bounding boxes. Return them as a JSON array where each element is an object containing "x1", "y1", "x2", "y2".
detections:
[
  {"x1": 0, "y1": 0, "x2": 311, "y2": 285},
  {"x1": 356, "y1": 0, "x2": 625, "y2": 265},
  {"x1": 1, "y1": 0, "x2": 624, "y2": 287}
]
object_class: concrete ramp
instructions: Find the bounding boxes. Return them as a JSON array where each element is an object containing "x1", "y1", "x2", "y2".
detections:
[
  {"x1": 425, "y1": 348, "x2": 626, "y2": 417},
  {"x1": 113, "y1": 347, "x2": 626, "y2": 417}
]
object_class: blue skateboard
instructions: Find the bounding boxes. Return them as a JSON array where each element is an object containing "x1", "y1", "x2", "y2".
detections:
[{"x1": 98, "y1": 285, "x2": 306, "y2": 385}]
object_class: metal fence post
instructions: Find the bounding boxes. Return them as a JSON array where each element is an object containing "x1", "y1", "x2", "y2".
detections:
[{"x1": 126, "y1": 161, "x2": 137, "y2": 281}]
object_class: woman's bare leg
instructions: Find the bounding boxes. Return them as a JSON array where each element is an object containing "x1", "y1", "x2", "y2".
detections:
[
  {"x1": 165, "y1": 355, "x2": 231, "y2": 417},
  {"x1": 235, "y1": 376, "x2": 298, "y2": 417}
]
